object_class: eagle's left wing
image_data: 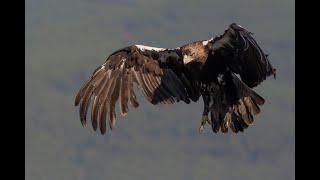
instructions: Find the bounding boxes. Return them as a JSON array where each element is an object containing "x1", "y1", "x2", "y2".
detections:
[{"x1": 208, "y1": 23, "x2": 276, "y2": 88}]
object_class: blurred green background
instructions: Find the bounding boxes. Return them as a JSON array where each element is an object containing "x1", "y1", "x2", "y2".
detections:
[{"x1": 25, "y1": 0, "x2": 294, "y2": 179}]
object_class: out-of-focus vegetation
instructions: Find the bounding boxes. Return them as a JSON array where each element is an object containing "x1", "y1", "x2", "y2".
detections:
[{"x1": 25, "y1": 0, "x2": 294, "y2": 179}]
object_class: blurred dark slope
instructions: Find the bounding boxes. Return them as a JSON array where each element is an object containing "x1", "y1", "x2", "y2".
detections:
[{"x1": 25, "y1": 0, "x2": 294, "y2": 179}]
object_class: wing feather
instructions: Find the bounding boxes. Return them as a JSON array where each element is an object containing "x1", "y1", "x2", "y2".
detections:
[
  {"x1": 79, "y1": 85, "x2": 94, "y2": 126},
  {"x1": 128, "y1": 71, "x2": 139, "y2": 108},
  {"x1": 145, "y1": 73, "x2": 164, "y2": 104},
  {"x1": 75, "y1": 45, "x2": 196, "y2": 133},
  {"x1": 153, "y1": 76, "x2": 175, "y2": 104},
  {"x1": 75, "y1": 67, "x2": 105, "y2": 106},
  {"x1": 91, "y1": 73, "x2": 109, "y2": 131},
  {"x1": 99, "y1": 98, "x2": 108, "y2": 134},
  {"x1": 75, "y1": 78, "x2": 91, "y2": 106},
  {"x1": 109, "y1": 69, "x2": 122, "y2": 130},
  {"x1": 119, "y1": 69, "x2": 130, "y2": 116}
]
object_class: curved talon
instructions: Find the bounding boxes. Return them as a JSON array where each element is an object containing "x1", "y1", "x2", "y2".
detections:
[
  {"x1": 199, "y1": 115, "x2": 209, "y2": 133},
  {"x1": 199, "y1": 125, "x2": 205, "y2": 133},
  {"x1": 207, "y1": 118, "x2": 212, "y2": 125}
]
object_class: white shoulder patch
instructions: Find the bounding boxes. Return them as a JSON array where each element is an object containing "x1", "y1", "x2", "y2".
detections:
[
  {"x1": 135, "y1": 45, "x2": 166, "y2": 52},
  {"x1": 202, "y1": 37, "x2": 214, "y2": 46}
]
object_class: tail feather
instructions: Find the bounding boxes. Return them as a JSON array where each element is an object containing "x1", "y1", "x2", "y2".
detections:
[
  {"x1": 214, "y1": 95, "x2": 263, "y2": 133},
  {"x1": 210, "y1": 73, "x2": 265, "y2": 133},
  {"x1": 250, "y1": 90, "x2": 265, "y2": 105}
]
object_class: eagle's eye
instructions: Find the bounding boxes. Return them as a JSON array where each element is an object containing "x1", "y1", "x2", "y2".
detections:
[{"x1": 184, "y1": 49, "x2": 192, "y2": 56}]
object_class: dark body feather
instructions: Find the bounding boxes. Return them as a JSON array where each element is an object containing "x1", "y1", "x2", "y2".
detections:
[{"x1": 75, "y1": 23, "x2": 275, "y2": 134}]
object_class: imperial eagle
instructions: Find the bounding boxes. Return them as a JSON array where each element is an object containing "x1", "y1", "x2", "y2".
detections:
[{"x1": 75, "y1": 23, "x2": 276, "y2": 134}]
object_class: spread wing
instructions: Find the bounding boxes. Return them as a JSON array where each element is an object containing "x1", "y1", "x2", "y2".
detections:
[
  {"x1": 74, "y1": 45, "x2": 199, "y2": 134},
  {"x1": 209, "y1": 23, "x2": 276, "y2": 88}
]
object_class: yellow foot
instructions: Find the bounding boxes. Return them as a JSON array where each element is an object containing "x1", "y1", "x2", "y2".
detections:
[{"x1": 199, "y1": 115, "x2": 211, "y2": 133}]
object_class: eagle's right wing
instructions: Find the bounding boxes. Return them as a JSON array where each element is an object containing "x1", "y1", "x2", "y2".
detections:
[{"x1": 74, "y1": 45, "x2": 199, "y2": 134}]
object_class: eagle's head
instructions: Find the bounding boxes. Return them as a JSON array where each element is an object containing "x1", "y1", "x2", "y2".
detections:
[
  {"x1": 181, "y1": 42, "x2": 209, "y2": 65},
  {"x1": 182, "y1": 48, "x2": 194, "y2": 64}
]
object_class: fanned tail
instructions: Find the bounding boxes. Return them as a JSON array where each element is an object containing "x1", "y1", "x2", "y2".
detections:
[{"x1": 210, "y1": 73, "x2": 265, "y2": 133}]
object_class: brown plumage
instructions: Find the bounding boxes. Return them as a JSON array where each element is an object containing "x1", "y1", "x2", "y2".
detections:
[
  {"x1": 181, "y1": 42, "x2": 209, "y2": 63},
  {"x1": 75, "y1": 23, "x2": 276, "y2": 134}
]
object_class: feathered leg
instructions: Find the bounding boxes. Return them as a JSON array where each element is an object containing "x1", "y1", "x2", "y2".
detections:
[{"x1": 199, "y1": 93, "x2": 211, "y2": 133}]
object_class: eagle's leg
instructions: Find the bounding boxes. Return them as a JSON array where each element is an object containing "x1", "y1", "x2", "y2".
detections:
[{"x1": 199, "y1": 93, "x2": 211, "y2": 133}]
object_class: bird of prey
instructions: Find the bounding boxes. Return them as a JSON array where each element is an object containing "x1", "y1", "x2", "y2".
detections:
[{"x1": 75, "y1": 23, "x2": 276, "y2": 134}]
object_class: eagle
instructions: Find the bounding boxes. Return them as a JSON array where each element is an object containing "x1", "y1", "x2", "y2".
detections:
[{"x1": 75, "y1": 23, "x2": 276, "y2": 134}]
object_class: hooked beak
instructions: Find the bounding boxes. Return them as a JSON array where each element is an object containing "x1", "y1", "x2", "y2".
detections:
[{"x1": 183, "y1": 55, "x2": 194, "y2": 64}]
